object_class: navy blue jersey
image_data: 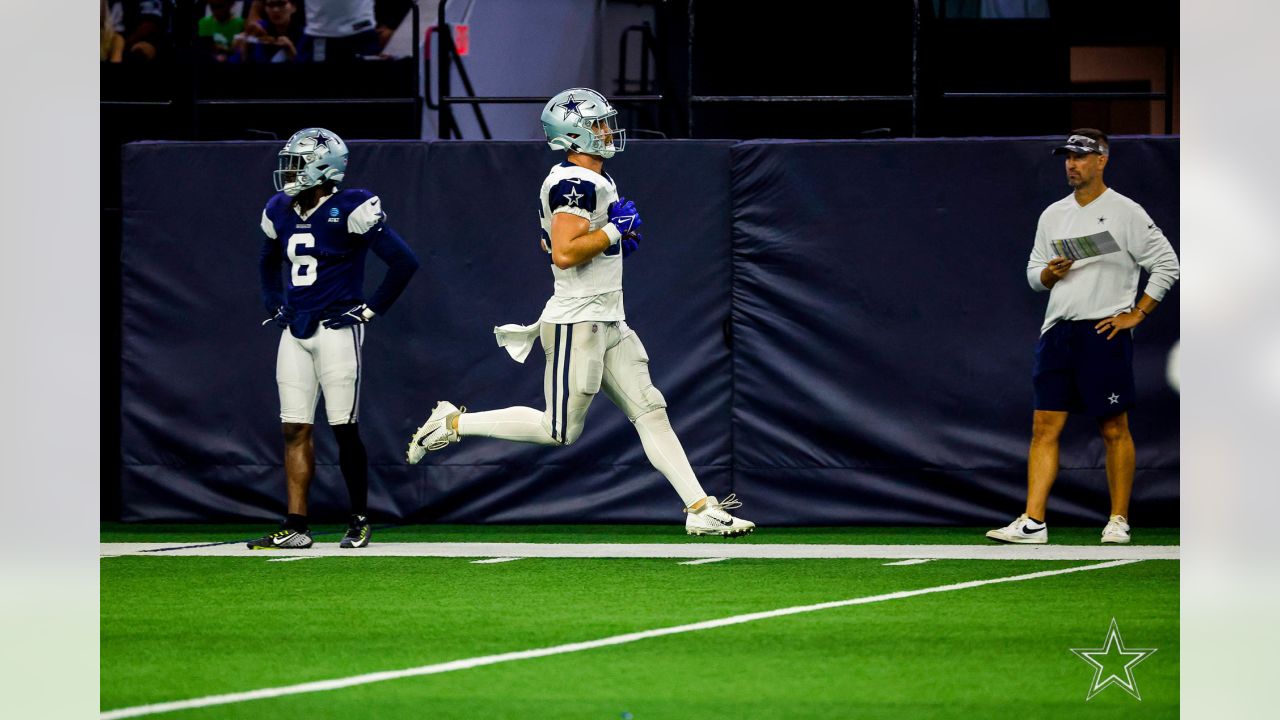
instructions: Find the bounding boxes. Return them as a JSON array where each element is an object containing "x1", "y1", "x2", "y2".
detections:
[{"x1": 259, "y1": 187, "x2": 420, "y2": 338}]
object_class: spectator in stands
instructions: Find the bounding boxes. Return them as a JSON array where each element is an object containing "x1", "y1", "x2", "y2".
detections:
[
  {"x1": 236, "y1": 0, "x2": 304, "y2": 63},
  {"x1": 117, "y1": 0, "x2": 167, "y2": 62},
  {"x1": 372, "y1": 0, "x2": 413, "y2": 51},
  {"x1": 102, "y1": 0, "x2": 125, "y2": 62},
  {"x1": 247, "y1": 0, "x2": 405, "y2": 62},
  {"x1": 198, "y1": 0, "x2": 246, "y2": 62}
]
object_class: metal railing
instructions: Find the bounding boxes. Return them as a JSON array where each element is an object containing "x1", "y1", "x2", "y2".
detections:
[
  {"x1": 425, "y1": 0, "x2": 1174, "y2": 140},
  {"x1": 685, "y1": 0, "x2": 921, "y2": 136},
  {"x1": 679, "y1": 0, "x2": 1173, "y2": 138},
  {"x1": 429, "y1": 0, "x2": 661, "y2": 139}
]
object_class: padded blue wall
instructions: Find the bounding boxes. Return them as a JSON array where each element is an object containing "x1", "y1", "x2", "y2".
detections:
[
  {"x1": 120, "y1": 137, "x2": 1178, "y2": 525},
  {"x1": 729, "y1": 138, "x2": 1179, "y2": 525}
]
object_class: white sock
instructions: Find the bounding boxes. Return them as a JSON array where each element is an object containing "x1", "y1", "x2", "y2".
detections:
[
  {"x1": 458, "y1": 407, "x2": 557, "y2": 446},
  {"x1": 633, "y1": 409, "x2": 707, "y2": 507}
]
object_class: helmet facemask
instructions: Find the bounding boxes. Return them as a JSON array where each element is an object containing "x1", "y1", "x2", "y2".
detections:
[
  {"x1": 273, "y1": 151, "x2": 314, "y2": 196},
  {"x1": 577, "y1": 112, "x2": 625, "y2": 158}
]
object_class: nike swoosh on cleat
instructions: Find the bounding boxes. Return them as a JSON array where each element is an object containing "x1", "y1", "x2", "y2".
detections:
[
  {"x1": 1021, "y1": 525, "x2": 1043, "y2": 534},
  {"x1": 712, "y1": 517, "x2": 733, "y2": 526}
]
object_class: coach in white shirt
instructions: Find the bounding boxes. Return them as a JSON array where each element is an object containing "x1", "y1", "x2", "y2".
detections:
[{"x1": 987, "y1": 129, "x2": 1180, "y2": 546}]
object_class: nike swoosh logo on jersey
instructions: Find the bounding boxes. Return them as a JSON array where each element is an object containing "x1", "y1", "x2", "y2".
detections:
[{"x1": 565, "y1": 178, "x2": 581, "y2": 184}]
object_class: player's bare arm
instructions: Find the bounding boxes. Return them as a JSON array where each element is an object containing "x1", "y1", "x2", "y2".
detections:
[{"x1": 549, "y1": 211, "x2": 611, "y2": 269}]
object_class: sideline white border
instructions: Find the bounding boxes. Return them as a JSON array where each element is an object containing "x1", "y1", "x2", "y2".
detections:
[
  {"x1": 100, "y1": 541, "x2": 1179, "y2": 561},
  {"x1": 101, "y1": 559, "x2": 1143, "y2": 719}
]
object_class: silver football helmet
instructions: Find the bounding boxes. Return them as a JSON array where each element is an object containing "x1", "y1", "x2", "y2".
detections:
[
  {"x1": 273, "y1": 127, "x2": 349, "y2": 196},
  {"x1": 541, "y1": 88, "x2": 626, "y2": 158}
]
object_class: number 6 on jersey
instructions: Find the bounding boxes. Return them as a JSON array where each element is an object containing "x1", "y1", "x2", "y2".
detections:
[{"x1": 287, "y1": 233, "x2": 318, "y2": 286}]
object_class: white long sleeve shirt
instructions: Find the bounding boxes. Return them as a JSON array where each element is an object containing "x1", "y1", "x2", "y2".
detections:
[{"x1": 1027, "y1": 188, "x2": 1180, "y2": 334}]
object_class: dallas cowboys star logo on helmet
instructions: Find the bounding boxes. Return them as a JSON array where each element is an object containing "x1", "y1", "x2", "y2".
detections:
[
  {"x1": 311, "y1": 130, "x2": 331, "y2": 147},
  {"x1": 558, "y1": 94, "x2": 584, "y2": 121}
]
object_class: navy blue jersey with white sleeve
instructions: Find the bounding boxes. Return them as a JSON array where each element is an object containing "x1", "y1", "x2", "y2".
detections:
[{"x1": 259, "y1": 187, "x2": 419, "y2": 338}]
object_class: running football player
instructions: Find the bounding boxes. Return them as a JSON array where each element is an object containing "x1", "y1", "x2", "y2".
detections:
[{"x1": 406, "y1": 89, "x2": 754, "y2": 536}]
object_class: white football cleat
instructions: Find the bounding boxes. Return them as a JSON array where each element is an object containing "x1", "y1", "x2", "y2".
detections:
[
  {"x1": 985, "y1": 514, "x2": 1048, "y2": 544},
  {"x1": 1101, "y1": 515, "x2": 1131, "y2": 544},
  {"x1": 685, "y1": 494, "x2": 756, "y2": 537},
  {"x1": 406, "y1": 401, "x2": 463, "y2": 465}
]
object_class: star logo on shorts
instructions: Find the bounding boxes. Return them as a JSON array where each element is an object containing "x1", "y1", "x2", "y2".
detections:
[
  {"x1": 1108, "y1": 393, "x2": 1120, "y2": 404},
  {"x1": 564, "y1": 187, "x2": 584, "y2": 207}
]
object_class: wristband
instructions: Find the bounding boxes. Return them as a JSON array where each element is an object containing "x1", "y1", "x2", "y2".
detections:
[{"x1": 602, "y1": 222, "x2": 623, "y2": 246}]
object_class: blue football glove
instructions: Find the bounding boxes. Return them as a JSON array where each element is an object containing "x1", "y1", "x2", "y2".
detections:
[
  {"x1": 607, "y1": 196, "x2": 642, "y2": 237},
  {"x1": 621, "y1": 231, "x2": 641, "y2": 258},
  {"x1": 262, "y1": 305, "x2": 295, "y2": 329},
  {"x1": 323, "y1": 303, "x2": 375, "y2": 329}
]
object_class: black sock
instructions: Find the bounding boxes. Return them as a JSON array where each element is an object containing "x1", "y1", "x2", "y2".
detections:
[
  {"x1": 1028, "y1": 516, "x2": 1045, "y2": 525},
  {"x1": 333, "y1": 423, "x2": 369, "y2": 516},
  {"x1": 284, "y1": 513, "x2": 309, "y2": 532}
]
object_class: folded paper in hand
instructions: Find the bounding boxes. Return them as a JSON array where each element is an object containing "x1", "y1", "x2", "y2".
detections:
[{"x1": 1050, "y1": 230, "x2": 1120, "y2": 260}]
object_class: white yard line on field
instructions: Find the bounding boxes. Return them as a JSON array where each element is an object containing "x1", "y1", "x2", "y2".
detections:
[
  {"x1": 679, "y1": 557, "x2": 732, "y2": 565},
  {"x1": 99, "y1": 542, "x2": 1179, "y2": 561},
  {"x1": 883, "y1": 559, "x2": 935, "y2": 566},
  {"x1": 266, "y1": 556, "x2": 322, "y2": 563},
  {"x1": 470, "y1": 557, "x2": 523, "y2": 564},
  {"x1": 100, "y1": 558, "x2": 1143, "y2": 719}
]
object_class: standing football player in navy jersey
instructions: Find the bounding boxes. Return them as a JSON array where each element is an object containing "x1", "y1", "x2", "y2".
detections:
[
  {"x1": 406, "y1": 89, "x2": 755, "y2": 536},
  {"x1": 249, "y1": 128, "x2": 420, "y2": 550}
]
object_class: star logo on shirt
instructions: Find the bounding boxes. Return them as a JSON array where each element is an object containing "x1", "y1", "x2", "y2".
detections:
[
  {"x1": 1097, "y1": 216, "x2": 1107, "y2": 224},
  {"x1": 1071, "y1": 618, "x2": 1157, "y2": 701},
  {"x1": 1108, "y1": 393, "x2": 1120, "y2": 405},
  {"x1": 563, "y1": 187, "x2": 584, "y2": 207},
  {"x1": 558, "y1": 94, "x2": 584, "y2": 121}
]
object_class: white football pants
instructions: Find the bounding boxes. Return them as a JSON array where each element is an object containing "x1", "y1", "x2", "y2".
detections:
[
  {"x1": 276, "y1": 324, "x2": 364, "y2": 425},
  {"x1": 458, "y1": 321, "x2": 708, "y2": 506}
]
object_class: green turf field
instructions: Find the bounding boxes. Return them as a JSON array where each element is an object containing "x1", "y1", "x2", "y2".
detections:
[{"x1": 101, "y1": 525, "x2": 1178, "y2": 719}]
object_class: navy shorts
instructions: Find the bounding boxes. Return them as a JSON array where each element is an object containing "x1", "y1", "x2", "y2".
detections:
[{"x1": 1033, "y1": 320, "x2": 1135, "y2": 417}]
